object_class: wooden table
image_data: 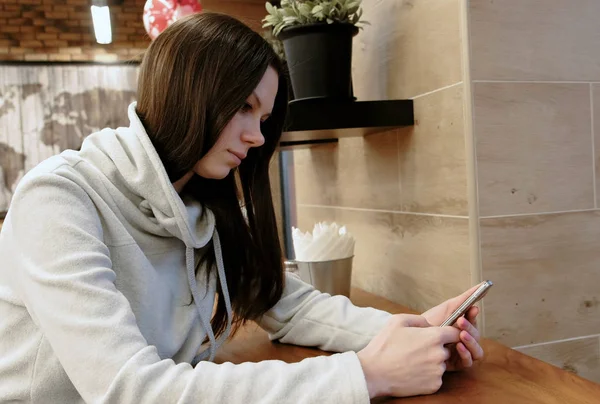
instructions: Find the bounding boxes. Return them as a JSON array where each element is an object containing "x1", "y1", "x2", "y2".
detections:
[{"x1": 215, "y1": 289, "x2": 600, "y2": 403}]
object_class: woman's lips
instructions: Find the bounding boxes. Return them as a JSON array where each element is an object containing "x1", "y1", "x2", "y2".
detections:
[{"x1": 229, "y1": 151, "x2": 244, "y2": 164}]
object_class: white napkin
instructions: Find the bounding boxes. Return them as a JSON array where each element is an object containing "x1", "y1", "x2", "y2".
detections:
[{"x1": 292, "y1": 222, "x2": 355, "y2": 261}]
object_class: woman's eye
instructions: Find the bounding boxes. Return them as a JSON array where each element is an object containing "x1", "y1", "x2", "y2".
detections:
[{"x1": 241, "y1": 102, "x2": 253, "y2": 112}]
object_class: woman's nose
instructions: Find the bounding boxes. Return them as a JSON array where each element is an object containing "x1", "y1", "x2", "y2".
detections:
[{"x1": 242, "y1": 125, "x2": 265, "y2": 147}]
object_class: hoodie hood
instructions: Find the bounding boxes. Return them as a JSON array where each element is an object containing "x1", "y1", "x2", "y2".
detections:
[
  {"x1": 78, "y1": 102, "x2": 213, "y2": 247},
  {"x1": 76, "y1": 102, "x2": 232, "y2": 362}
]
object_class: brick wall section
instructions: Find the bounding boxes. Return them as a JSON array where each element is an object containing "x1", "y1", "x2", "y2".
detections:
[{"x1": 0, "y1": 0, "x2": 150, "y2": 62}]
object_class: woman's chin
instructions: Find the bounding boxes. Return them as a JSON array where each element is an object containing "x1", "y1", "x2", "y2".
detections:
[
  {"x1": 215, "y1": 171, "x2": 231, "y2": 180},
  {"x1": 201, "y1": 168, "x2": 231, "y2": 180},
  {"x1": 194, "y1": 162, "x2": 235, "y2": 180}
]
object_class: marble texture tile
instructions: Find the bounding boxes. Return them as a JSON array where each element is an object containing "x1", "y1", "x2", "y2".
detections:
[
  {"x1": 470, "y1": 0, "x2": 600, "y2": 81},
  {"x1": 293, "y1": 131, "x2": 401, "y2": 211},
  {"x1": 481, "y1": 211, "x2": 600, "y2": 346},
  {"x1": 591, "y1": 84, "x2": 600, "y2": 209},
  {"x1": 474, "y1": 83, "x2": 593, "y2": 216},
  {"x1": 515, "y1": 336, "x2": 600, "y2": 384},
  {"x1": 352, "y1": 0, "x2": 462, "y2": 100},
  {"x1": 292, "y1": 142, "x2": 340, "y2": 207},
  {"x1": 269, "y1": 151, "x2": 284, "y2": 252},
  {"x1": 399, "y1": 84, "x2": 468, "y2": 216}
]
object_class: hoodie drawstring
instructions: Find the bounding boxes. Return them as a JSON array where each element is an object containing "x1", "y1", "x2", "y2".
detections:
[
  {"x1": 212, "y1": 229, "x2": 233, "y2": 349},
  {"x1": 186, "y1": 228, "x2": 232, "y2": 363}
]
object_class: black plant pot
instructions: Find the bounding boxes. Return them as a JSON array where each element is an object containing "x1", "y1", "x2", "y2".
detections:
[{"x1": 278, "y1": 23, "x2": 359, "y2": 102}]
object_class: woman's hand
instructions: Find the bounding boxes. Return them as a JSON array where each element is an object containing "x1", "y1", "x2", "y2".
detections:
[
  {"x1": 357, "y1": 314, "x2": 460, "y2": 398},
  {"x1": 421, "y1": 286, "x2": 484, "y2": 371},
  {"x1": 444, "y1": 310, "x2": 482, "y2": 371}
]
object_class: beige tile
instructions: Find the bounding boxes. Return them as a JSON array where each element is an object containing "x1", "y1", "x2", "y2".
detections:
[
  {"x1": 352, "y1": 0, "x2": 462, "y2": 100},
  {"x1": 269, "y1": 151, "x2": 284, "y2": 252},
  {"x1": 386, "y1": 213, "x2": 471, "y2": 312},
  {"x1": 296, "y1": 206, "x2": 471, "y2": 313},
  {"x1": 295, "y1": 206, "x2": 339, "y2": 236},
  {"x1": 470, "y1": 0, "x2": 600, "y2": 81},
  {"x1": 592, "y1": 84, "x2": 600, "y2": 208},
  {"x1": 399, "y1": 84, "x2": 468, "y2": 216},
  {"x1": 292, "y1": 142, "x2": 340, "y2": 207},
  {"x1": 337, "y1": 134, "x2": 401, "y2": 210},
  {"x1": 481, "y1": 211, "x2": 600, "y2": 346},
  {"x1": 474, "y1": 83, "x2": 594, "y2": 216},
  {"x1": 515, "y1": 336, "x2": 600, "y2": 384},
  {"x1": 293, "y1": 131, "x2": 401, "y2": 211}
]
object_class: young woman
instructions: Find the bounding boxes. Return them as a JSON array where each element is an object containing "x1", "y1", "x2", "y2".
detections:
[{"x1": 0, "y1": 13, "x2": 483, "y2": 403}]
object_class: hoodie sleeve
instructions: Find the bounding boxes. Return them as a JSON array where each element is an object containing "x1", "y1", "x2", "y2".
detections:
[
  {"x1": 258, "y1": 272, "x2": 393, "y2": 352},
  {"x1": 6, "y1": 171, "x2": 370, "y2": 404}
]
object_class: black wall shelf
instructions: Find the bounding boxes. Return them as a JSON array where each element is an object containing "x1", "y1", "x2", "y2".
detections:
[{"x1": 279, "y1": 98, "x2": 414, "y2": 148}]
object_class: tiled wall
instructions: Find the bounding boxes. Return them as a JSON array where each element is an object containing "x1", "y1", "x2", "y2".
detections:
[
  {"x1": 292, "y1": 0, "x2": 474, "y2": 313},
  {"x1": 470, "y1": 0, "x2": 600, "y2": 382},
  {"x1": 293, "y1": 0, "x2": 600, "y2": 384}
]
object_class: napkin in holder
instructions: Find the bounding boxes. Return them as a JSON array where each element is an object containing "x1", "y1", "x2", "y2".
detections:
[{"x1": 285, "y1": 222, "x2": 355, "y2": 297}]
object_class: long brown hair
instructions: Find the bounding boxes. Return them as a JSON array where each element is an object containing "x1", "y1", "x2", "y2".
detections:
[{"x1": 136, "y1": 12, "x2": 288, "y2": 339}]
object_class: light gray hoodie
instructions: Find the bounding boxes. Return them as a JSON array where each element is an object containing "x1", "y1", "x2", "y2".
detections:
[{"x1": 0, "y1": 102, "x2": 392, "y2": 403}]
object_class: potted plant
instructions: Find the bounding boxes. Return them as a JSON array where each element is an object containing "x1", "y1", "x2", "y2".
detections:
[{"x1": 262, "y1": 0, "x2": 367, "y2": 102}]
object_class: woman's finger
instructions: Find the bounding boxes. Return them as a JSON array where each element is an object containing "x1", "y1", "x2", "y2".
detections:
[
  {"x1": 460, "y1": 330, "x2": 484, "y2": 361},
  {"x1": 465, "y1": 306, "x2": 479, "y2": 327},
  {"x1": 443, "y1": 346, "x2": 452, "y2": 361},
  {"x1": 457, "y1": 316, "x2": 481, "y2": 342},
  {"x1": 456, "y1": 342, "x2": 473, "y2": 368}
]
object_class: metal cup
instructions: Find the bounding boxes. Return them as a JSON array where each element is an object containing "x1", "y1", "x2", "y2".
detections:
[{"x1": 284, "y1": 256, "x2": 354, "y2": 297}]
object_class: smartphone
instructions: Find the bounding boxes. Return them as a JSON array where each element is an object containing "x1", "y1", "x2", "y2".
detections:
[{"x1": 440, "y1": 280, "x2": 493, "y2": 327}]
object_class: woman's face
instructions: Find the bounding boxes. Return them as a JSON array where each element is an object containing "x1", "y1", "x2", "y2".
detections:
[{"x1": 193, "y1": 65, "x2": 279, "y2": 180}]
